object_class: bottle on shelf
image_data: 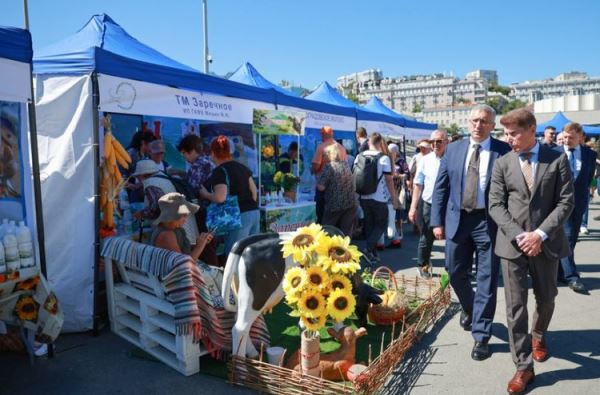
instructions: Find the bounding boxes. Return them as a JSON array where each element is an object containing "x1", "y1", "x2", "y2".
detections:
[
  {"x1": 0, "y1": 241, "x2": 5, "y2": 274},
  {"x1": 3, "y1": 233, "x2": 20, "y2": 272},
  {"x1": 0, "y1": 218, "x2": 8, "y2": 239},
  {"x1": 17, "y1": 221, "x2": 35, "y2": 268}
]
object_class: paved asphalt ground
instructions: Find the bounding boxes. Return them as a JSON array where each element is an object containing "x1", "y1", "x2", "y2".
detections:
[{"x1": 1, "y1": 197, "x2": 599, "y2": 394}]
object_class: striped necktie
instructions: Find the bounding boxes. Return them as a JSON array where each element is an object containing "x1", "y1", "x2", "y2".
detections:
[{"x1": 520, "y1": 152, "x2": 534, "y2": 193}]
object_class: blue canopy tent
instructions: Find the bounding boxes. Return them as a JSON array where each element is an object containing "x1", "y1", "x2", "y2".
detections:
[
  {"x1": 362, "y1": 96, "x2": 437, "y2": 139},
  {"x1": 32, "y1": 14, "x2": 358, "y2": 332},
  {"x1": 536, "y1": 111, "x2": 600, "y2": 136}
]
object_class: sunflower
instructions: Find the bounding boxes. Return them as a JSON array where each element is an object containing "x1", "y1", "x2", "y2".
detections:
[
  {"x1": 15, "y1": 276, "x2": 40, "y2": 292},
  {"x1": 316, "y1": 235, "x2": 362, "y2": 274},
  {"x1": 15, "y1": 295, "x2": 39, "y2": 322},
  {"x1": 281, "y1": 223, "x2": 326, "y2": 264},
  {"x1": 306, "y1": 266, "x2": 330, "y2": 291},
  {"x1": 329, "y1": 274, "x2": 353, "y2": 293},
  {"x1": 301, "y1": 314, "x2": 327, "y2": 332},
  {"x1": 298, "y1": 288, "x2": 327, "y2": 318},
  {"x1": 327, "y1": 288, "x2": 357, "y2": 323},
  {"x1": 282, "y1": 267, "x2": 307, "y2": 295},
  {"x1": 262, "y1": 144, "x2": 275, "y2": 159}
]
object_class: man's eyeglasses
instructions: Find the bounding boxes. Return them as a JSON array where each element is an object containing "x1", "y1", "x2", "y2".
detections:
[
  {"x1": 430, "y1": 139, "x2": 447, "y2": 145},
  {"x1": 470, "y1": 118, "x2": 492, "y2": 126}
]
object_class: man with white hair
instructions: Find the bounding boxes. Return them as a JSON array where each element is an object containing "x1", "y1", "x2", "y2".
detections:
[
  {"x1": 431, "y1": 104, "x2": 511, "y2": 361},
  {"x1": 409, "y1": 130, "x2": 449, "y2": 277}
]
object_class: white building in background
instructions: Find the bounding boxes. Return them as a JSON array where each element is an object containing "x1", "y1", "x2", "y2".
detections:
[
  {"x1": 418, "y1": 105, "x2": 475, "y2": 130},
  {"x1": 336, "y1": 69, "x2": 493, "y2": 117},
  {"x1": 511, "y1": 72, "x2": 600, "y2": 103},
  {"x1": 534, "y1": 94, "x2": 600, "y2": 125}
]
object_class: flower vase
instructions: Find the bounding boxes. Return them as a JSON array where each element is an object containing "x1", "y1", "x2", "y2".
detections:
[
  {"x1": 283, "y1": 188, "x2": 297, "y2": 203},
  {"x1": 300, "y1": 330, "x2": 321, "y2": 376}
]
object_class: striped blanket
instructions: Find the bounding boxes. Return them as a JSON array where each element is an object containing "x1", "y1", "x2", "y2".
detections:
[{"x1": 101, "y1": 237, "x2": 270, "y2": 360}]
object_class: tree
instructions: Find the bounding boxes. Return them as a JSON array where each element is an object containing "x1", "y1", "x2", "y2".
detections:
[
  {"x1": 485, "y1": 97, "x2": 504, "y2": 114},
  {"x1": 488, "y1": 84, "x2": 511, "y2": 96},
  {"x1": 412, "y1": 103, "x2": 422, "y2": 113},
  {"x1": 502, "y1": 99, "x2": 527, "y2": 114},
  {"x1": 445, "y1": 123, "x2": 460, "y2": 135},
  {"x1": 347, "y1": 93, "x2": 360, "y2": 104}
]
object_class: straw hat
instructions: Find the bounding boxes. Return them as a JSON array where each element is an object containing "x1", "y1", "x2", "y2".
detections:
[
  {"x1": 153, "y1": 192, "x2": 199, "y2": 225},
  {"x1": 417, "y1": 140, "x2": 431, "y2": 149},
  {"x1": 131, "y1": 159, "x2": 160, "y2": 177}
]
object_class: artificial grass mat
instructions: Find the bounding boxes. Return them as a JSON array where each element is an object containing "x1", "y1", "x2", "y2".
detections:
[{"x1": 125, "y1": 303, "x2": 404, "y2": 380}]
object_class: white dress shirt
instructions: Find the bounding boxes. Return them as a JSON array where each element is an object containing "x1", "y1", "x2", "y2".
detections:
[
  {"x1": 415, "y1": 152, "x2": 442, "y2": 204},
  {"x1": 462, "y1": 136, "x2": 491, "y2": 210}
]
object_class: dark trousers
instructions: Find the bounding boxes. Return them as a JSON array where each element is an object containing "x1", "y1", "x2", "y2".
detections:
[
  {"x1": 502, "y1": 254, "x2": 558, "y2": 370},
  {"x1": 360, "y1": 199, "x2": 388, "y2": 252},
  {"x1": 559, "y1": 212, "x2": 583, "y2": 283},
  {"x1": 322, "y1": 205, "x2": 357, "y2": 238},
  {"x1": 417, "y1": 200, "x2": 434, "y2": 267},
  {"x1": 315, "y1": 189, "x2": 325, "y2": 224},
  {"x1": 446, "y1": 211, "x2": 499, "y2": 343}
]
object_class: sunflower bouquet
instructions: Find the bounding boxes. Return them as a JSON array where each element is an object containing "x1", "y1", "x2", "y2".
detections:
[
  {"x1": 273, "y1": 171, "x2": 300, "y2": 192},
  {"x1": 281, "y1": 223, "x2": 361, "y2": 338}
]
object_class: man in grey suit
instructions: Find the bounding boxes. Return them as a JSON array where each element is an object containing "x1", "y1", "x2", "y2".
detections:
[{"x1": 489, "y1": 109, "x2": 574, "y2": 395}]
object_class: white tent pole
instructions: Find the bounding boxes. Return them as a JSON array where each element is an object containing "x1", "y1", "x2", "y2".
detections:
[
  {"x1": 202, "y1": 0, "x2": 209, "y2": 73},
  {"x1": 23, "y1": 0, "x2": 30, "y2": 30}
]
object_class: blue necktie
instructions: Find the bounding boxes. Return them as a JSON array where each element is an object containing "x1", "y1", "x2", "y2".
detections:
[{"x1": 568, "y1": 148, "x2": 577, "y2": 178}]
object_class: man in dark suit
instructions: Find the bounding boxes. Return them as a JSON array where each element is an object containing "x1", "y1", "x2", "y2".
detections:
[
  {"x1": 431, "y1": 104, "x2": 510, "y2": 361},
  {"x1": 556, "y1": 122, "x2": 597, "y2": 293},
  {"x1": 489, "y1": 109, "x2": 573, "y2": 394},
  {"x1": 542, "y1": 126, "x2": 557, "y2": 148}
]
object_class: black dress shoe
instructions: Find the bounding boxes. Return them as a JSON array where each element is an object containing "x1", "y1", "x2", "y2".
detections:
[
  {"x1": 568, "y1": 279, "x2": 587, "y2": 294},
  {"x1": 459, "y1": 310, "x2": 472, "y2": 330},
  {"x1": 471, "y1": 341, "x2": 490, "y2": 361}
]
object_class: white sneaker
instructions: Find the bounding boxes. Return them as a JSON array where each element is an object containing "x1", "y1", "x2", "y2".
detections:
[{"x1": 580, "y1": 226, "x2": 589, "y2": 235}]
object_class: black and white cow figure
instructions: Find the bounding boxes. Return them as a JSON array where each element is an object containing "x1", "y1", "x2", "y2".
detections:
[{"x1": 221, "y1": 226, "x2": 382, "y2": 358}]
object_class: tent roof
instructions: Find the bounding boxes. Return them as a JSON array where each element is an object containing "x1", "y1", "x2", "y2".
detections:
[
  {"x1": 33, "y1": 14, "x2": 278, "y2": 103},
  {"x1": 306, "y1": 81, "x2": 400, "y2": 124},
  {"x1": 363, "y1": 96, "x2": 437, "y2": 131},
  {"x1": 0, "y1": 26, "x2": 32, "y2": 63},
  {"x1": 33, "y1": 14, "x2": 357, "y2": 117},
  {"x1": 536, "y1": 111, "x2": 571, "y2": 134},
  {"x1": 228, "y1": 62, "x2": 295, "y2": 96},
  {"x1": 535, "y1": 111, "x2": 600, "y2": 136}
]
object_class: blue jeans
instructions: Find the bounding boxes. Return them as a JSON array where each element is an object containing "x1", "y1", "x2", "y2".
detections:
[{"x1": 223, "y1": 209, "x2": 260, "y2": 258}]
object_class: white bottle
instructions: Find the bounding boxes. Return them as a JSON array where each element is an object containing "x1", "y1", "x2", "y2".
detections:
[
  {"x1": 0, "y1": 241, "x2": 5, "y2": 273},
  {"x1": 5, "y1": 220, "x2": 16, "y2": 236},
  {"x1": 4, "y1": 235, "x2": 19, "y2": 272},
  {"x1": 17, "y1": 221, "x2": 34, "y2": 268},
  {"x1": 0, "y1": 218, "x2": 8, "y2": 239}
]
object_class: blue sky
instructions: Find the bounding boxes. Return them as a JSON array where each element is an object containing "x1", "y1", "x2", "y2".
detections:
[{"x1": 2, "y1": 0, "x2": 599, "y2": 89}]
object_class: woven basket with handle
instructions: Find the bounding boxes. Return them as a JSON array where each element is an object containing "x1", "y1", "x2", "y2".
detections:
[{"x1": 367, "y1": 266, "x2": 408, "y2": 325}]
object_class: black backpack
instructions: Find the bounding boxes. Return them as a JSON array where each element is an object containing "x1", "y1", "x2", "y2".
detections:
[
  {"x1": 353, "y1": 152, "x2": 383, "y2": 195},
  {"x1": 152, "y1": 173, "x2": 196, "y2": 202}
]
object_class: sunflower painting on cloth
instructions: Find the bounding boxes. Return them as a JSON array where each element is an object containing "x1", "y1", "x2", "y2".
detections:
[
  {"x1": 14, "y1": 276, "x2": 40, "y2": 292},
  {"x1": 14, "y1": 295, "x2": 39, "y2": 323}
]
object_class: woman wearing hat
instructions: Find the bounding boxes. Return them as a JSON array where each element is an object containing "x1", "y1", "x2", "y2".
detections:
[
  {"x1": 132, "y1": 159, "x2": 199, "y2": 246},
  {"x1": 151, "y1": 192, "x2": 213, "y2": 260}
]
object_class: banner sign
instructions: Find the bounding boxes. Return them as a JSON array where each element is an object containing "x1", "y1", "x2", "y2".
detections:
[
  {"x1": 404, "y1": 127, "x2": 433, "y2": 140},
  {"x1": 0, "y1": 58, "x2": 31, "y2": 103},
  {"x1": 252, "y1": 109, "x2": 306, "y2": 136},
  {"x1": 261, "y1": 203, "x2": 316, "y2": 232},
  {"x1": 98, "y1": 74, "x2": 275, "y2": 124},
  {"x1": 278, "y1": 104, "x2": 356, "y2": 133},
  {"x1": 357, "y1": 120, "x2": 404, "y2": 139}
]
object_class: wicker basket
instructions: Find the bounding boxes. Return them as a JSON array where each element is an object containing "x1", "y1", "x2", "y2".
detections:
[
  {"x1": 367, "y1": 266, "x2": 408, "y2": 326},
  {"x1": 368, "y1": 266, "x2": 408, "y2": 325}
]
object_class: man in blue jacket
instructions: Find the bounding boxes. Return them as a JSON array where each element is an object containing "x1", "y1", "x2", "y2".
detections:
[
  {"x1": 556, "y1": 122, "x2": 597, "y2": 293},
  {"x1": 431, "y1": 104, "x2": 510, "y2": 361}
]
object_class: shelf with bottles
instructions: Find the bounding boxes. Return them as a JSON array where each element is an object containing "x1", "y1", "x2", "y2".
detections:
[{"x1": 0, "y1": 219, "x2": 36, "y2": 277}]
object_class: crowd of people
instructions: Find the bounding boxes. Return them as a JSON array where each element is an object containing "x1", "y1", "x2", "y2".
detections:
[{"x1": 118, "y1": 105, "x2": 597, "y2": 394}]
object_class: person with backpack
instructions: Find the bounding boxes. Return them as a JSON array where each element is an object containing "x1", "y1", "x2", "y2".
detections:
[
  {"x1": 353, "y1": 132, "x2": 400, "y2": 263},
  {"x1": 132, "y1": 159, "x2": 199, "y2": 246}
]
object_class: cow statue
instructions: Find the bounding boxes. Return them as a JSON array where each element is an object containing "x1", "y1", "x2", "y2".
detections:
[{"x1": 221, "y1": 226, "x2": 382, "y2": 358}]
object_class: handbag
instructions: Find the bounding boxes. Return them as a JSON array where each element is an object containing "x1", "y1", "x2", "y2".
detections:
[{"x1": 205, "y1": 167, "x2": 242, "y2": 235}]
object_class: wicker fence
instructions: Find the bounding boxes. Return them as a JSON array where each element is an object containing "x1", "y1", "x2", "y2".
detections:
[{"x1": 228, "y1": 275, "x2": 451, "y2": 395}]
